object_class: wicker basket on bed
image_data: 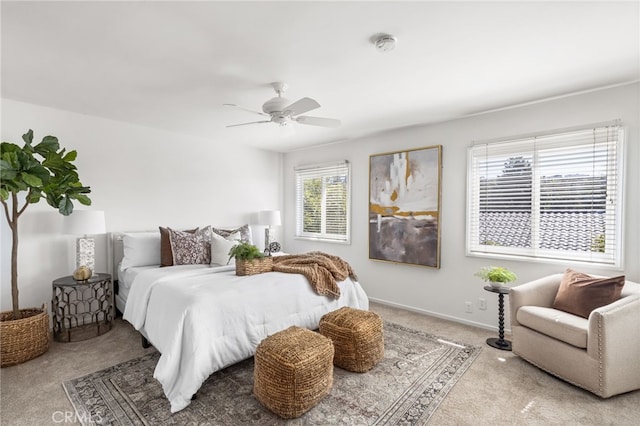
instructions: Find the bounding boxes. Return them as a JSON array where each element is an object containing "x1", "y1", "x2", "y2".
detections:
[{"x1": 235, "y1": 257, "x2": 273, "y2": 276}]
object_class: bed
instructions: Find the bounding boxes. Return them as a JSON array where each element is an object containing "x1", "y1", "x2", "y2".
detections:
[{"x1": 111, "y1": 229, "x2": 369, "y2": 413}]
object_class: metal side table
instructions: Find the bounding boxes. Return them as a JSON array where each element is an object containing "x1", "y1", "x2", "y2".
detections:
[{"x1": 52, "y1": 273, "x2": 113, "y2": 342}]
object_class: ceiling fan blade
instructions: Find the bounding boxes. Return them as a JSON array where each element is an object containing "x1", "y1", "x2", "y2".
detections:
[
  {"x1": 223, "y1": 103, "x2": 269, "y2": 117},
  {"x1": 226, "y1": 120, "x2": 272, "y2": 128},
  {"x1": 284, "y1": 97, "x2": 320, "y2": 116},
  {"x1": 295, "y1": 116, "x2": 342, "y2": 128}
]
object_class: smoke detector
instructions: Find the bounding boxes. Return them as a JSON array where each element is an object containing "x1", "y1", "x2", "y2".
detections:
[{"x1": 374, "y1": 34, "x2": 397, "y2": 52}]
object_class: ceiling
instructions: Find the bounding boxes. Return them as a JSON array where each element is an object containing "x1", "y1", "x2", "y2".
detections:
[{"x1": 2, "y1": 1, "x2": 639, "y2": 152}]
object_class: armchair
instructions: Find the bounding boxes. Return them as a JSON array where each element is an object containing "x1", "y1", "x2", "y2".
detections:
[{"x1": 509, "y1": 273, "x2": 640, "y2": 398}]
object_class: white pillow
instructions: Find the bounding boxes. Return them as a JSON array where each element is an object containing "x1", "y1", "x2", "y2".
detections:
[
  {"x1": 212, "y1": 224, "x2": 252, "y2": 244},
  {"x1": 210, "y1": 231, "x2": 240, "y2": 266},
  {"x1": 120, "y1": 232, "x2": 161, "y2": 270}
]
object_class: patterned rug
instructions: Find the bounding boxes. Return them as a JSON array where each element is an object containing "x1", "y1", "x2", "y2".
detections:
[{"x1": 64, "y1": 322, "x2": 481, "y2": 425}]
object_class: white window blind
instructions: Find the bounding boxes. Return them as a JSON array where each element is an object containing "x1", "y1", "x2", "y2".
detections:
[
  {"x1": 295, "y1": 161, "x2": 351, "y2": 243},
  {"x1": 466, "y1": 123, "x2": 624, "y2": 267}
]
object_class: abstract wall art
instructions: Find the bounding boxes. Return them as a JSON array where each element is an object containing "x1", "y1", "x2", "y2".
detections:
[{"x1": 369, "y1": 145, "x2": 442, "y2": 268}]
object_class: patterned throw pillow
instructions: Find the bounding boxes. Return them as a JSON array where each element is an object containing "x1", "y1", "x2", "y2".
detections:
[
  {"x1": 159, "y1": 226, "x2": 198, "y2": 267},
  {"x1": 212, "y1": 224, "x2": 251, "y2": 243},
  {"x1": 168, "y1": 226, "x2": 212, "y2": 265}
]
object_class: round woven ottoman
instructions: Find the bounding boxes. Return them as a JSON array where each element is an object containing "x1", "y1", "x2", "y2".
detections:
[
  {"x1": 319, "y1": 307, "x2": 384, "y2": 372},
  {"x1": 253, "y1": 326, "x2": 334, "y2": 419}
]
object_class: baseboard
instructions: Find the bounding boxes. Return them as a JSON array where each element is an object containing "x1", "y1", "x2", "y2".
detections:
[{"x1": 368, "y1": 297, "x2": 512, "y2": 334}]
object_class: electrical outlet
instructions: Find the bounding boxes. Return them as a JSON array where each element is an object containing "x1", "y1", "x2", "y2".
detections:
[
  {"x1": 479, "y1": 298, "x2": 487, "y2": 310},
  {"x1": 465, "y1": 301, "x2": 473, "y2": 313}
]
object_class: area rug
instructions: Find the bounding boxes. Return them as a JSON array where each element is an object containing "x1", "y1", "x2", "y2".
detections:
[{"x1": 64, "y1": 322, "x2": 481, "y2": 425}]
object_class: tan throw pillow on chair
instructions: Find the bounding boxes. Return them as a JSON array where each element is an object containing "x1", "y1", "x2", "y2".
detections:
[{"x1": 552, "y1": 268, "x2": 625, "y2": 318}]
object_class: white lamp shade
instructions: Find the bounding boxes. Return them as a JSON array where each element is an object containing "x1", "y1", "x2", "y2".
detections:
[
  {"x1": 63, "y1": 210, "x2": 106, "y2": 235},
  {"x1": 258, "y1": 210, "x2": 281, "y2": 227}
]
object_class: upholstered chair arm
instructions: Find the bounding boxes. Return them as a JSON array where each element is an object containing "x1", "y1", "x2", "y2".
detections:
[
  {"x1": 587, "y1": 293, "x2": 640, "y2": 359},
  {"x1": 586, "y1": 293, "x2": 640, "y2": 397},
  {"x1": 509, "y1": 274, "x2": 563, "y2": 327}
]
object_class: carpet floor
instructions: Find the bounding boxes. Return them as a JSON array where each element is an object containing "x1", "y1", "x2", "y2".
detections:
[
  {"x1": 1, "y1": 302, "x2": 639, "y2": 425},
  {"x1": 63, "y1": 322, "x2": 480, "y2": 425}
]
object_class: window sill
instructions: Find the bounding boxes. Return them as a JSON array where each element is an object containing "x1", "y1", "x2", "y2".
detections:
[{"x1": 466, "y1": 250, "x2": 623, "y2": 272}]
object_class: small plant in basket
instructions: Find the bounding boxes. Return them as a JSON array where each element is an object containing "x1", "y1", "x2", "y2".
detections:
[
  {"x1": 229, "y1": 241, "x2": 273, "y2": 275},
  {"x1": 228, "y1": 241, "x2": 272, "y2": 276},
  {"x1": 228, "y1": 241, "x2": 265, "y2": 263}
]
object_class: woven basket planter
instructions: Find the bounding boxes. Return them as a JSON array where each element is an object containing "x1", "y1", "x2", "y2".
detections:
[
  {"x1": 254, "y1": 326, "x2": 334, "y2": 418},
  {"x1": 235, "y1": 256, "x2": 273, "y2": 276},
  {"x1": 319, "y1": 307, "x2": 384, "y2": 373},
  {"x1": 1, "y1": 306, "x2": 50, "y2": 368}
]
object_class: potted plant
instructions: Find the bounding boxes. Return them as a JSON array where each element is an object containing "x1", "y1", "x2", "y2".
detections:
[
  {"x1": 228, "y1": 241, "x2": 272, "y2": 276},
  {"x1": 1, "y1": 130, "x2": 91, "y2": 367},
  {"x1": 474, "y1": 266, "x2": 517, "y2": 288}
]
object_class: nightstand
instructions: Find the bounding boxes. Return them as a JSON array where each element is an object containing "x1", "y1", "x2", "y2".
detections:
[{"x1": 52, "y1": 273, "x2": 113, "y2": 342}]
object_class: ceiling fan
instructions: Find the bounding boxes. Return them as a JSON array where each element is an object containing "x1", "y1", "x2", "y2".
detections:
[{"x1": 224, "y1": 82, "x2": 341, "y2": 129}]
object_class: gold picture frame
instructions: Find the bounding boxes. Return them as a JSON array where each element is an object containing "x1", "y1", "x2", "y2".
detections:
[{"x1": 369, "y1": 145, "x2": 442, "y2": 268}]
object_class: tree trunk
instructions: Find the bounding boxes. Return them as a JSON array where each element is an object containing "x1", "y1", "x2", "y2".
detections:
[{"x1": 11, "y1": 193, "x2": 20, "y2": 319}]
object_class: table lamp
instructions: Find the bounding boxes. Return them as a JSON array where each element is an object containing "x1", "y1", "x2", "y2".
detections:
[
  {"x1": 258, "y1": 210, "x2": 281, "y2": 255},
  {"x1": 63, "y1": 210, "x2": 106, "y2": 280}
]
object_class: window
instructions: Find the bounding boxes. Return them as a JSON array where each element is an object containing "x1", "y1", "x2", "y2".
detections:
[
  {"x1": 295, "y1": 161, "x2": 351, "y2": 243},
  {"x1": 467, "y1": 123, "x2": 623, "y2": 267}
]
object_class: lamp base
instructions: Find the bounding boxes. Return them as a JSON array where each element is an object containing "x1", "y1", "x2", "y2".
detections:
[
  {"x1": 264, "y1": 228, "x2": 272, "y2": 256},
  {"x1": 76, "y1": 236, "x2": 95, "y2": 273},
  {"x1": 73, "y1": 266, "x2": 93, "y2": 281}
]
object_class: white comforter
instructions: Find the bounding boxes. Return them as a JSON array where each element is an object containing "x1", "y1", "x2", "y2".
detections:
[{"x1": 122, "y1": 264, "x2": 369, "y2": 413}]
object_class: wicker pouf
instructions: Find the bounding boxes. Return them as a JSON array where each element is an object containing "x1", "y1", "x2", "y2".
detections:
[
  {"x1": 254, "y1": 326, "x2": 334, "y2": 419},
  {"x1": 319, "y1": 307, "x2": 384, "y2": 373}
]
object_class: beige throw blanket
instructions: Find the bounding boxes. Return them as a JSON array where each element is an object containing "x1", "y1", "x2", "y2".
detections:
[{"x1": 272, "y1": 252, "x2": 358, "y2": 298}]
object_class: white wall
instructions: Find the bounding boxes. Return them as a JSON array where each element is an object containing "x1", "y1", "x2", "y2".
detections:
[
  {"x1": 282, "y1": 83, "x2": 640, "y2": 330},
  {"x1": 3, "y1": 83, "x2": 637, "y2": 331},
  {"x1": 1, "y1": 99, "x2": 283, "y2": 313}
]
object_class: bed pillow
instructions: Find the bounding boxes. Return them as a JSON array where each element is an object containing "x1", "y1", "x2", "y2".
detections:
[
  {"x1": 212, "y1": 224, "x2": 252, "y2": 244},
  {"x1": 159, "y1": 226, "x2": 198, "y2": 267},
  {"x1": 552, "y1": 268, "x2": 625, "y2": 318},
  {"x1": 120, "y1": 232, "x2": 161, "y2": 270},
  {"x1": 169, "y1": 226, "x2": 212, "y2": 265},
  {"x1": 210, "y1": 231, "x2": 239, "y2": 266}
]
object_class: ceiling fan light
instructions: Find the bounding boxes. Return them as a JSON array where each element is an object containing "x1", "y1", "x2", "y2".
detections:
[{"x1": 262, "y1": 96, "x2": 290, "y2": 114}]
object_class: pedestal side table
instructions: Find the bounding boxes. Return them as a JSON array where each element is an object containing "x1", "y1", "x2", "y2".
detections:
[{"x1": 483, "y1": 285, "x2": 512, "y2": 351}]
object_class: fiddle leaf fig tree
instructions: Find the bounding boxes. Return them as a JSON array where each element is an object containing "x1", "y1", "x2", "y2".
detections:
[{"x1": 1, "y1": 130, "x2": 92, "y2": 319}]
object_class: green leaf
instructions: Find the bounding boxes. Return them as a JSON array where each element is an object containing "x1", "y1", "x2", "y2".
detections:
[
  {"x1": 20, "y1": 172, "x2": 43, "y2": 187},
  {"x1": 34, "y1": 135, "x2": 60, "y2": 155},
  {"x1": 58, "y1": 196, "x2": 73, "y2": 216},
  {"x1": 2, "y1": 150, "x2": 19, "y2": 168},
  {"x1": 1, "y1": 142, "x2": 20, "y2": 155},
  {"x1": 26, "y1": 164, "x2": 50, "y2": 184},
  {"x1": 27, "y1": 190, "x2": 41, "y2": 204},
  {"x1": 74, "y1": 194, "x2": 92, "y2": 206},
  {"x1": 0, "y1": 159, "x2": 17, "y2": 180},
  {"x1": 22, "y1": 129, "x2": 34, "y2": 145},
  {"x1": 62, "y1": 150, "x2": 77, "y2": 162},
  {"x1": 0, "y1": 188, "x2": 8, "y2": 201},
  {"x1": 42, "y1": 153, "x2": 65, "y2": 171}
]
